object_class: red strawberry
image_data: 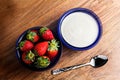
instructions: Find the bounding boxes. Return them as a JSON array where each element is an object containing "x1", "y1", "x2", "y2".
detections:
[
  {"x1": 26, "y1": 30, "x2": 39, "y2": 42},
  {"x1": 19, "y1": 40, "x2": 33, "y2": 51},
  {"x1": 22, "y1": 50, "x2": 35, "y2": 64},
  {"x1": 35, "y1": 56, "x2": 50, "y2": 68},
  {"x1": 47, "y1": 39, "x2": 59, "y2": 60},
  {"x1": 39, "y1": 27, "x2": 54, "y2": 40},
  {"x1": 34, "y1": 41, "x2": 48, "y2": 56}
]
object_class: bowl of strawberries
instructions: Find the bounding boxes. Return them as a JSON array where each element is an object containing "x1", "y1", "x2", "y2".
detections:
[{"x1": 16, "y1": 27, "x2": 62, "y2": 71}]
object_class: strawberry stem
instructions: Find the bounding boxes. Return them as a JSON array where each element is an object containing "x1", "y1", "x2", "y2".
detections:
[
  {"x1": 48, "y1": 39, "x2": 59, "y2": 51},
  {"x1": 26, "y1": 31, "x2": 36, "y2": 42},
  {"x1": 16, "y1": 47, "x2": 19, "y2": 49},
  {"x1": 25, "y1": 51, "x2": 35, "y2": 62},
  {"x1": 35, "y1": 56, "x2": 50, "y2": 68},
  {"x1": 19, "y1": 41, "x2": 25, "y2": 48},
  {"x1": 39, "y1": 27, "x2": 48, "y2": 35}
]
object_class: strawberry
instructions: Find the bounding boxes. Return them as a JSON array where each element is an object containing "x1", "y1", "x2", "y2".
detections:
[
  {"x1": 19, "y1": 40, "x2": 33, "y2": 51},
  {"x1": 39, "y1": 27, "x2": 54, "y2": 40},
  {"x1": 47, "y1": 39, "x2": 59, "y2": 60},
  {"x1": 26, "y1": 30, "x2": 39, "y2": 42},
  {"x1": 22, "y1": 50, "x2": 35, "y2": 64},
  {"x1": 34, "y1": 41, "x2": 48, "y2": 56},
  {"x1": 35, "y1": 56, "x2": 50, "y2": 68}
]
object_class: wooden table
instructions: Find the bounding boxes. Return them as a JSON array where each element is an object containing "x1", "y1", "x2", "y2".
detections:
[{"x1": 0, "y1": 0, "x2": 120, "y2": 80}]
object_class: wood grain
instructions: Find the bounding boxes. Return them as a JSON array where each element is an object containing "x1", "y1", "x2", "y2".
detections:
[{"x1": 0, "y1": 0, "x2": 120, "y2": 80}]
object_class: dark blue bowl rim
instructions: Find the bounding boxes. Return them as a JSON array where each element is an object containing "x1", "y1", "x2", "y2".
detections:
[
  {"x1": 57, "y1": 8, "x2": 102, "y2": 50},
  {"x1": 16, "y1": 26, "x2": 62, "y2": 71}
]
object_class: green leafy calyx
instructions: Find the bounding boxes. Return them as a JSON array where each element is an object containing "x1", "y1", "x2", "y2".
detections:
[
  {"x1": 35, "y1": 56, "x2": 50, "y2": 68},
  {"x1": 26, "y1": 31, "x2": 36, "y2": 42},
  {"x1": 39, "y1": 27, "x2": 48, "y2": 35},
  {"x1": 19, "y1": 41, "x2": 25, "y2": 48},
  {"x1": 25, "y1": 51, "x2": 35, "y2": 62},
  {"x1": 48, "y1": 39, "x2": 59, "y2": 51}
]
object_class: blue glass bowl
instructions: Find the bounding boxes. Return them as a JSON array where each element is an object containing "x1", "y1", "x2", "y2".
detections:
[
  {"x1": 58, "y1": 8, "x2": 102, "y2": 50},
  {"x1": 16, "y1": 27, "x2": 62, "y2": 71}
]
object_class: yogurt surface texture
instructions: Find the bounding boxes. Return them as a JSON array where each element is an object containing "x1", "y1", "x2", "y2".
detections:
[{"x1": 61, "y1": 12, "x2": 99, "y2": 48}]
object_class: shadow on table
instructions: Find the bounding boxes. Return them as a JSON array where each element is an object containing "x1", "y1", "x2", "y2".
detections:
[{"x1": 0, "y1": 2, "x2": 83, "y2": 79}]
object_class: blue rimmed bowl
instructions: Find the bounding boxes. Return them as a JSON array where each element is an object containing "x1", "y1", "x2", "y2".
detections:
[
  {"x1": 57, "y1": 8, "x2": 102, "y2": 50},
  {"x1": 16, "y1": 27, "x2": 62, "y2": 71}
]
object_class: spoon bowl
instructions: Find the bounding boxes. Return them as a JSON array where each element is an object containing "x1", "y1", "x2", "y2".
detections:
[{"x1": 90, "y1": 55, "x2": 108, "y2": 68}]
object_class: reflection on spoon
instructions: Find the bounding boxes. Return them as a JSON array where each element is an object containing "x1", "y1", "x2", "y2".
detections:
[{"x1": 51, "y1": 55, "x2": 108, "y2": 75}]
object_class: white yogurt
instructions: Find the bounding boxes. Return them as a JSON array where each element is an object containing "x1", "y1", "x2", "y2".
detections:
[{"x1": 61, "y1": 12, "x2": 99, "y2": 47}]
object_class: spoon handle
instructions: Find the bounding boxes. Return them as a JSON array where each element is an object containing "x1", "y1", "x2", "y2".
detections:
[{"x1": 51, "y1": 63, "x2": 90, "y2": 75}]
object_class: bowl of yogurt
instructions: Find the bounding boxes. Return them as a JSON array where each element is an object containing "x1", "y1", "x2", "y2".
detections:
[{"x1": 58, "y1": 8, "x2": 102, "y2": 50}]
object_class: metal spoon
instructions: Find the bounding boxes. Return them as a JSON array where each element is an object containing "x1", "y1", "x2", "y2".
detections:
[{"x1": 51, "y1": 55, "x2": 108, "y2": 75}]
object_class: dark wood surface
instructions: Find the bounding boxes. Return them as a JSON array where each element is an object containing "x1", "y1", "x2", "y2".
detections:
[{"x1": 0, "y1": 0, "x2": 120, "y2": 80}]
